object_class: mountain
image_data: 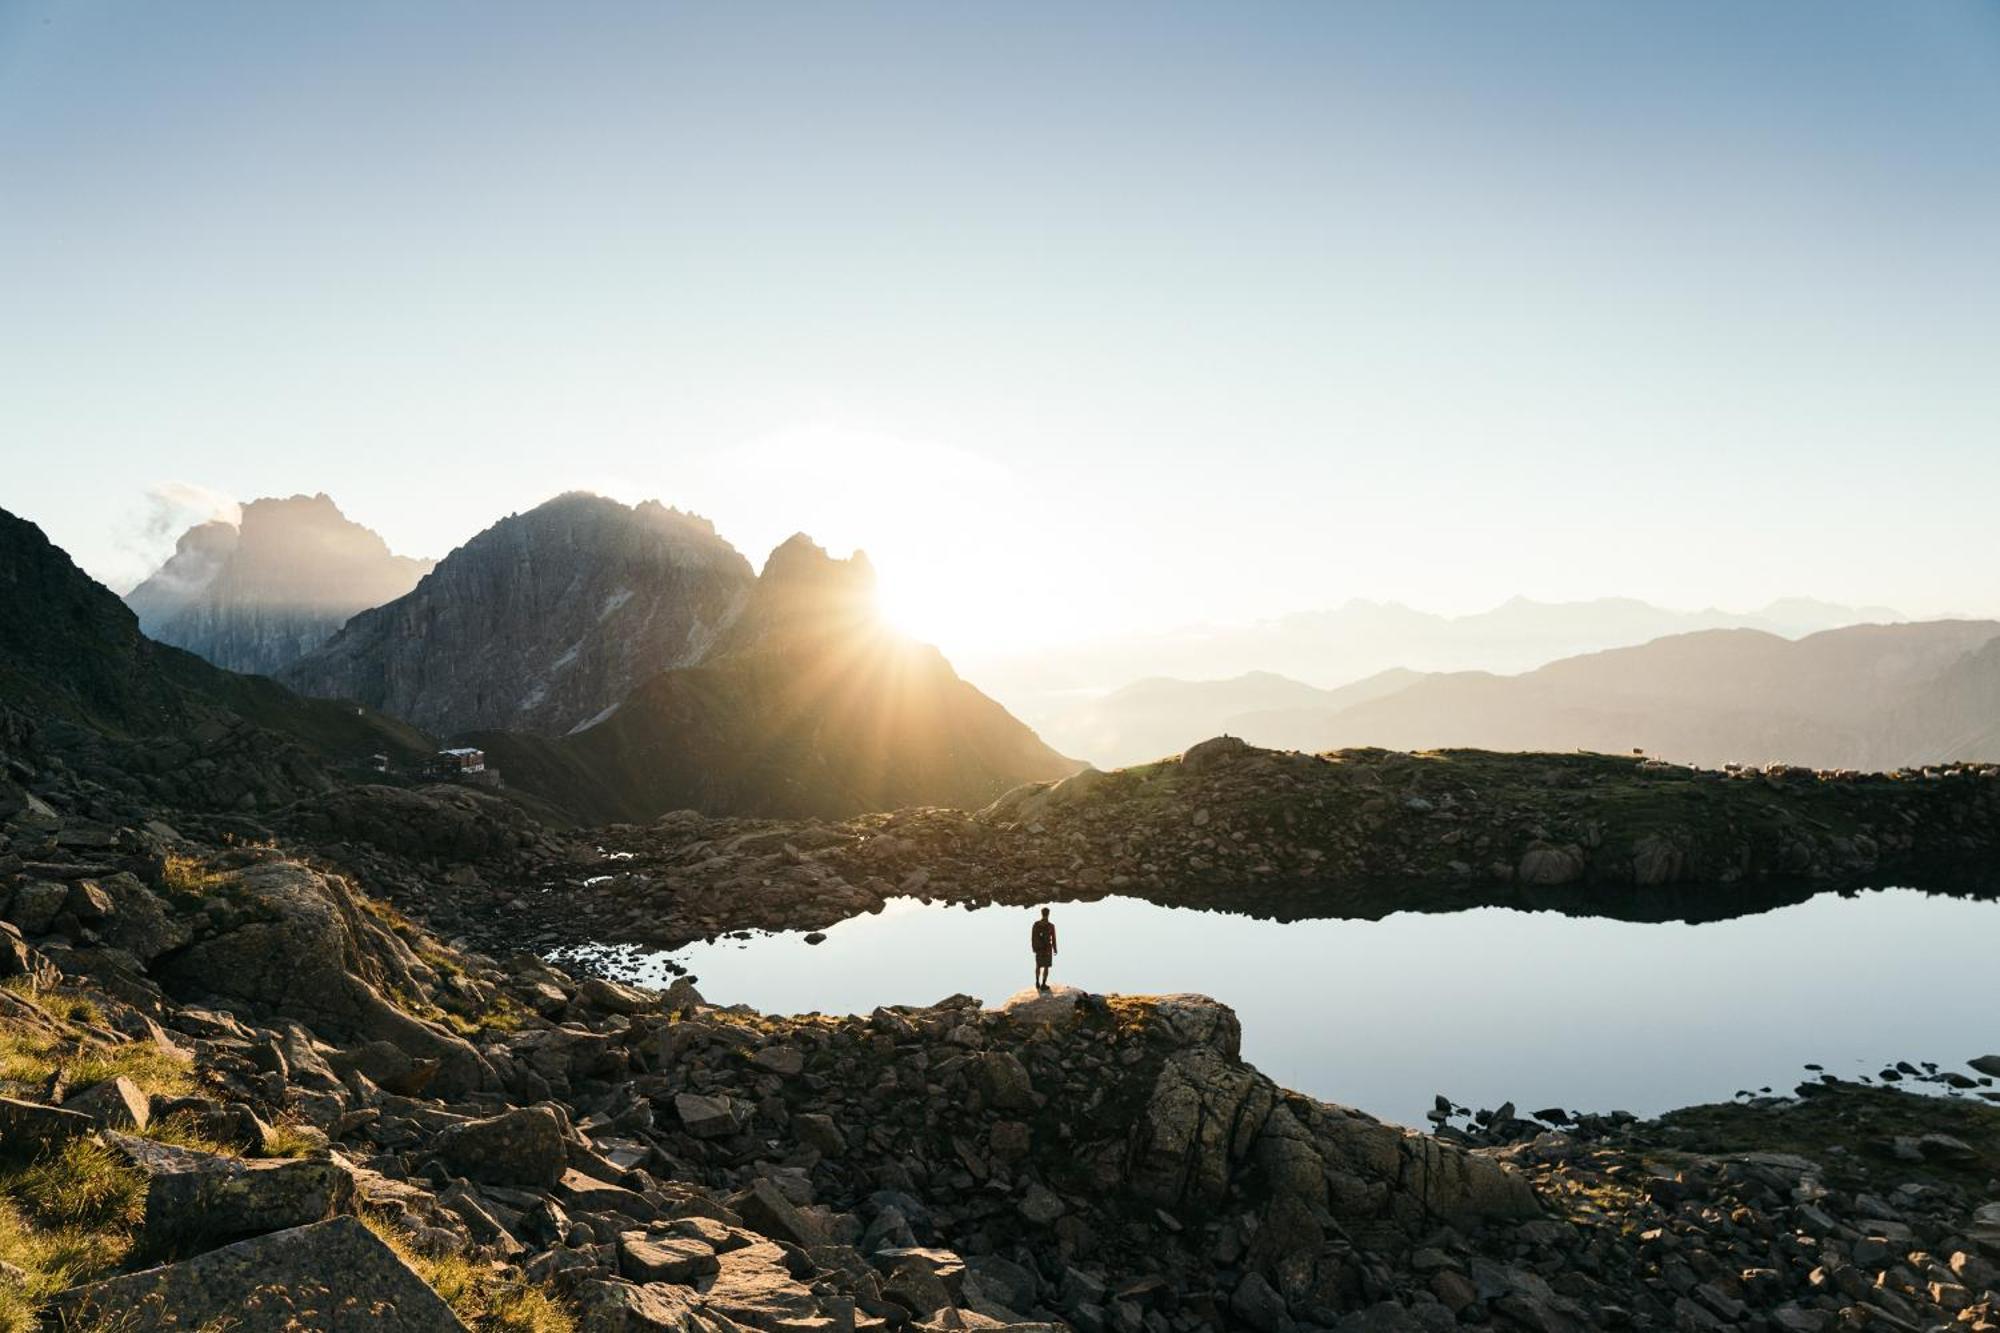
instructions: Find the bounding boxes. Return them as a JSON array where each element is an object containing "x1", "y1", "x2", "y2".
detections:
[
  {"x1": 1256, "y1": 620, "x2": 2000, "y2": 770},
  {"x1": 962, "y1": 594, "x2": 1910, "y2": 737},
  {"x1": 1039, "y1": 668, "x2": 1424, "y2": 768},
  {"x1": 0, "y1": 505, "x2": 430, "y2": 807},
  {"x1": 283, "y1": 493, "x2": 756, "y2": 737},
  {"x1": 469, "y1": 534, "x2": 1078, "y2": 820},
  {"x1": 124, "y1": 493, "x2": 433, "y2": 677}
]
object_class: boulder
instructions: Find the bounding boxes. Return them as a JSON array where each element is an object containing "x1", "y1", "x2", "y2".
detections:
[
  {"x1": 972, "y1": 1052, "x2": 1035, "y2": 1110},
  {"x1": 62, "y1": 1075, "x2": 150, "y2": 1131},
  {"x1": 52, "y1": 1215, "x2": 465, "y2": 1330},
  {"x1": 152, "y1": 860, "x2": 495, "y2": 1098},
  {"x1": 728, "y1": 1177, "x2": 824, "y2": 1248},
  {"x1": 1182, "y1": 735, "x2": 1252, "y2": 773},
  {"x1": 1517, "y1": 843, "x2": 1586, "y2": 887},
  {"x1": 6, "y1": 879, "x2": 68, "y2": 935},
  {"x1": 110, "y1": 1134, "x2": 357, "y2": 1246},
  {"x1": 674, "y1": 1092, "x2": 742, "y2": 1139},
  {"x1": 0, "y1": 1095, "x2": 95, "y2": 1150},
  {"x1": 431, "y1": 1105, "x2": 568, "y2": 1187},
  {"x1": 618, "y1": 1231, "x2": 720, "y2": 1284},
  {"x1": 580, "y1": 975, "x2": 661, "y2": 1015},
  {"x1": 1969, "y1": 1055, "x2": 2000, "y2": 1079}
]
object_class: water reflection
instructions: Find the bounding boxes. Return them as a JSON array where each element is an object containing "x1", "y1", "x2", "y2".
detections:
[{"x1": 575, "y1": 887, "x2": 2000, "y2": 1129}]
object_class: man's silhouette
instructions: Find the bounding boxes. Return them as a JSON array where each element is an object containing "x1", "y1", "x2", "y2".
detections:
[{"x1": 1031, "y1": 907, "x2": 1057, "y2": 991}]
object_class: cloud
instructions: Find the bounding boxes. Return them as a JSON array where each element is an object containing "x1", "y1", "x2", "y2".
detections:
[{"x1": 107, "y1": 481, "x2": 242, "y2": 592}]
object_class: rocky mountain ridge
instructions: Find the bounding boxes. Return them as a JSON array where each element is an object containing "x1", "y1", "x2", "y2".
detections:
[
  {"x1": 125, "y1": 493, "x2": 433, "y2": 678},
  {"x1": 283, "y1": 493, "x2": 757, "y2": 738}
]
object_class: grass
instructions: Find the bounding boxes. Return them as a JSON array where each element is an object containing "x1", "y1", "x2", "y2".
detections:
[
  {"x1": 157, "y1": 853, "x2": 226, "y2": 898},
  {"x1": 0, "y1": 1138, "x2": 150, "y2": 1329},
  {"x1": 361, "y1": 1213, "x2": 575, "y2": 1333},
  {"x1": 0, "y1": 1022, "x2": 194, "y2": 1102}
]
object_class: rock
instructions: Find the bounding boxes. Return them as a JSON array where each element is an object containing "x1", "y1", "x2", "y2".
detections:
[
  {"x1": 973, "y1": 1051, "x2": 1035, "y2": 1110},
  {"x1": 793, "y1": 1112, "x2": 846, "y2": 1156},
  {"x1": 1970, "y1": 1055, "x2": 2000, "y2": 1079},
  {"x1": 874, "y1": 1247, "x2": 966, "y2": 1317},
  {"x1": 674, "y1": 1092, "x2": 742, "y2": 1139},
  {"x1": 91, "y1": 871, "x2": 193, "y2": 960},
  {"x1": 580, "y1": 975, "x2": 660, "y2": 1015},
  {"x1": 993, "y1": 985, "x2": 1084, "y2": 1028},
  {"x1": 1518, "y1": 843, "x2": 1585, "y2": 886},
  {"x1": 111, "y1": 1134, "x2": 357, "y2": 1246},
  {"x1": 1629, "y1": 834, "x2": 1684, "y2": 886},
  {"x1": 327, "y1": 1039, "x2": 441, "y2": 1098},
  {"x1": 1230, "y1": 1272, "x2": 1289, "y2": 1333},
  {"x1": 62, "y1": 1075, "x2": 150, "y2": 1131},
  {"x1": 617, "y1": 1230, "x2": 720, "y2": 1284},
  {"x1": 750, "y1": 1044, "x2": 804, "y2": 1077},
  {"x1": 703, "y1": 1238, "x2": 824, "y2": 1327},
  {"x1": 0, "y1": 922, "x2": 57, "y2": 989},
  {"x1": 0, "y1": 1094, "x2": 95, "y2": 1149},
  {"x1": 432, "y1": 1105, "x2": 568, "y2": 1187},
  {"x1": 6, "y1": 879, "x2": 68, "y2": 935},
  {"x1": 1018, "y1": 1181, "x2": 1066, "y2": 1225},
  {"x1": 1182, "y1": 735, "x2": 1250, "y2": 773},
  {"x1": 152, "y1": 861, "x2": 495, "y2": 1098},
  {"x1": 729, "y1": 1177, "x2": 824, "y2": 1248},
  {"x1": 570, "y1": 1277, "x2": 713, "y2": 1331},
  {"x1": 51, "y1": 1215, "x2": 465, "y2": 1330}
]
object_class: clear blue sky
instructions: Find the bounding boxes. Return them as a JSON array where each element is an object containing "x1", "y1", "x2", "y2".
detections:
[{"x1": 3, "y1": 2, "x2": 1997, "y2": 652}]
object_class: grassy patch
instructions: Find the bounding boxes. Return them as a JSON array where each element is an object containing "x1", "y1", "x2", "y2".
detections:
[
  {"x1": 0, "y1": 1195, "x2": 135, "y2": 1332},
  {"x1": 259, "y1": 1120, "x2": 322, "y2": 1159},
  {"x1": 2, "y1": 1140, "x2": 146, "y2": 1234},
  {"x1": 361, "y1": 1213, "x2": 575, "y2": 1333},
  {"x1": 133, "y1": 1112, "x2": 238, "y2": 1158},
  {"x1": 0, "y1": 1023, "x2": 193, "y2": 1102},
  {"x1": 158, "y1": 853, "x2": 225, "y2": 898}
]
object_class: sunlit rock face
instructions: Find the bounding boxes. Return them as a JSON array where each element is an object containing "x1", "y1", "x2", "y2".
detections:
[
  {"x1": 125, "y1": 494, "x2": 433, "y2": 678},
  {"x1": 282, "y1": 492, "x2": 756, "y2": 737}
]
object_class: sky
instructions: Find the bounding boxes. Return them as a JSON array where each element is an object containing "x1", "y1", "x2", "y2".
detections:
[{"x1": 3, "y1": 2, "x2": 1998, "y2": 658}]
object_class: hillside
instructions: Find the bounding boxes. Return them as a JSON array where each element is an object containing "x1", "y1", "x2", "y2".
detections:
[
  {"x1": 125, "y1": 494, "x2": 433, "y2": 677},
  {"x1": 0, "y1": 505, "x2": 431, "y2": 809},
  {"x1": 283, "y1": 493, "x2": 756, "y2": 737}
]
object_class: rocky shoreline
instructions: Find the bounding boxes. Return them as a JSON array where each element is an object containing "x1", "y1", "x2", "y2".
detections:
[{"x1": 288, "y1": 741, "x2": 2000, "y2": 962}]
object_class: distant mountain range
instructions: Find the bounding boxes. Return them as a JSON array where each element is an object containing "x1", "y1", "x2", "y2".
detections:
[
  {"x1": 102, "y1": 489, "x2": 1998, "y2": 810},
  {"x1": 125, "y1": 493, "x2": 433, "y2": 678},
  {"x1": 1049, "y1": 621, "x2": 2000, "y2": 772},
  {"x1": 981, "y1": 594, "x2": 1914, "y2": 747},
  {"x1": 108, "y1": 491, "x2": 1075, "y2": 821}
]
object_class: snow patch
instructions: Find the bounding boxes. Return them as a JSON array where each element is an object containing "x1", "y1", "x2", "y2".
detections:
[
  {"x1": 599, "y1": 588, "x2": 635, "y2": 620},
  {"x1": 567, "y1": 702, "x2": 621, "y2": 735}
]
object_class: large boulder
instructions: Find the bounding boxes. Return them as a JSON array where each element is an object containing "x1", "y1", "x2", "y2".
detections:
[
  {"x1": 110, "y1": 1133, "x2": 357, "y2": 1247},
  {"x1": 51, "y1": 1215, "x2": 466, "y2": 1330},
  {"x1": 431, "y1": 1105, "x2": 568, "y2": 1187},
  {"x1": 90, "y1": 870, "x2": 194, "y2": 960},
  {"x1": 152, "y1": 860, "x2": 495, "y2": 1097}
]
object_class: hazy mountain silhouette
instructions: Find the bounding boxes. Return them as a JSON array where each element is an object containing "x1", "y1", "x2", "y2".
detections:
[
  {"x1": 125, "y1": 493, "x2": 433, "y2": 677},
  {"x1": 283, "y1": 493, "x2": 756, "y2": 737},
  {"x1": 975, "y1": 594, "x2": 1910, "y2": 738},
  {"x1": 0, "y1": 505, "x2": 429, "y2": 799},
  {"x1": 1045, "y1": 669, "x2": 1423, "y2": 769},
  {"x1": 1236, "y1": 620, "x2": 2000, "y2": 771},
  {"x1": 469, "y1": 534, "x2": 1078, "y2": 821}
]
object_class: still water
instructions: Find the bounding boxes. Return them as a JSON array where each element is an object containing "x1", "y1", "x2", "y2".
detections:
[{"x1": 580, "y1": 888, "x2": 1999, "y2": 1129}]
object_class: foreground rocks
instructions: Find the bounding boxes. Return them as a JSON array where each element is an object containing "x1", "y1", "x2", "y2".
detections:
[{"x1": 3, "y1": 720, "x2": 1997, "y2": 1330}]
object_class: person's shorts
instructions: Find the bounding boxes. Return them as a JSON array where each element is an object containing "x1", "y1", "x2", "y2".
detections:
[{"x1": 1034, "y1": 949, "x2": 1053, "y2": 967}]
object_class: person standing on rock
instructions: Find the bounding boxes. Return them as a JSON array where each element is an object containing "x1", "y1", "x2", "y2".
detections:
[{"x1": 1031, "y1": 907, "x2": 1057, "y2": 991}]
